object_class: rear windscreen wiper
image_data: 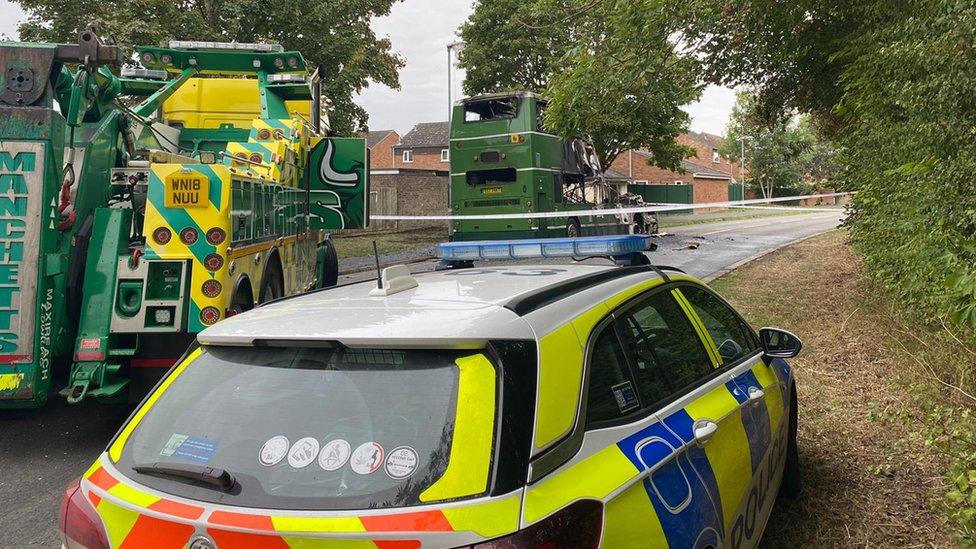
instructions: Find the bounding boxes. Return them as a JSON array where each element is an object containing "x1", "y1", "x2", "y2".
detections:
[{"x1": 133, "y1": 462, "x2": 236, "y2": 491}]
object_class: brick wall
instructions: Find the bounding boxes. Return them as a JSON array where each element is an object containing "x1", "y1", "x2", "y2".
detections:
[
  {"x1": 677, "y1": 134, "x2": 744, "y2": 180},
  {"x1": 368, "y1": 172, "x2": 450, "y2": 231},
  {"x1": 394, "y1": 146, "x2": 450, "y2": 171},
  {"x1": 369, "y1": 132, "x2": 399, "y2": 170},
  {"x1": 608, "y1": 136, "x2": 745, "y2": 185},
  {"x1": 609, "y1": 151, "x2": 694, "y2": 184},
  {"x1": 693, "y1": 179, "x2": 730, "y2": 212}
]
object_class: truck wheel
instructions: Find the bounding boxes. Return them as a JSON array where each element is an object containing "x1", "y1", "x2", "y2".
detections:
[
  {"x1": 259, "y1": 265, "x2": 284, "y2": 304},
  {"x1": 779, "y1": 385, "x2": 802, "y2": 499},
  {"x1": 317, "y1": 240, "x2": 339, "y2": 288},
  {"x1": 566, "y1": 218, "x2": 582, "y2": 238},
  {"x1": 229, "y1": 282, "x2": 254, "y2": 315}
]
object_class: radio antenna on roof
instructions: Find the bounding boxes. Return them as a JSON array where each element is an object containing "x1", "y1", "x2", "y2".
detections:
[{"x1": 373, "y1": 241, "x2": 383, "y2": 289}]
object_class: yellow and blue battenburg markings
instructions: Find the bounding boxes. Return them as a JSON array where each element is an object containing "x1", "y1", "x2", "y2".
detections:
[
  {"x1": 616, "y1": 419, "x2": 723, "y2": 547},
  {"x1": 608, "y1": 361, "x2": 789, "y2": 545},
  {"x1": 727, "y1": 371, "x2": 773, "y2": 473}
]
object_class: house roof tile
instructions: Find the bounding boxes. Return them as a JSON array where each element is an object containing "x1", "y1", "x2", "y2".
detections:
[
  {"x1": 396, "y1": 122, "x2": 449, "y2": 149},
  {"x1": 357, "y1": 130, "x2": 397, "y2": 149}
]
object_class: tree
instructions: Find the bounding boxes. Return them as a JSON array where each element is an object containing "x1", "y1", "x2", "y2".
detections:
[
  {"x1": 722, "y1": 92, "x2": 816, "y2": 198},
  {"x1": 14, "y1": 0, "x2": 404, "y2": 134},
  {"x1": 458, "y1": 0, "x2": 701, "y2": 170},
  {"x1": 679, "y1": 0, "x2": 906, "y2": 133},
  {"x1": 693, "y1": 0, "x2": 976, "y2": 337}
]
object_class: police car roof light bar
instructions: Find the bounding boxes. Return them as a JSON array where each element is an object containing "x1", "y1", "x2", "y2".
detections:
[{"x1": 438, "y1": 235, "x2": 654, "y2": 263}]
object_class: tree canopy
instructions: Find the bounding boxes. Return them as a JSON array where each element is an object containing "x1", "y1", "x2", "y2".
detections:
[
  {"x1": 721, "y1": 92, "x2": 842, "y2": 198},
  {"x1": 14, "y1": 0, "x2": 404, "y2": 134},
  {"x1": 458, "y1": 0, "x2": 701, "y2": 170},
  {"x1": 686, "y1": 0, "x2": 976, "y2": 335}
]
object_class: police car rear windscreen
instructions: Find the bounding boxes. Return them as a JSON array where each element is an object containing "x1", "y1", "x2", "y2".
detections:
[{"x1": 116, "y1": 346, "x2": 493, "y2": 510}]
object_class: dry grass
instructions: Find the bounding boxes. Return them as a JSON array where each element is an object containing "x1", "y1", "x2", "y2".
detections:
[
  {"x1": 710, "y1": 230, "x2": 955, "y2": 548},
  {"x1": 333, "y1": 228, "x2": 447, "y2": 260}
]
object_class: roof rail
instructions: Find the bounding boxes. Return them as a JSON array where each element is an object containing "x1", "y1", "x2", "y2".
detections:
[{"x1": 503, "y1": 265, "x2": 661, "y2": 317}]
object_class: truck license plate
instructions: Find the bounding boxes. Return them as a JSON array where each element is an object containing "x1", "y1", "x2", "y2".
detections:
[
  {"x1": 482, "y1": 187, "x2": 503, "y2": 196},
  {"x1": 165, "y1": 173, "x2": 209, "y2": 208}
]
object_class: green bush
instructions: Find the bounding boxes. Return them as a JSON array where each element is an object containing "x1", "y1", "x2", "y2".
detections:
[{"x1": 840, "y1": 0, "x2": 976, "y2": 332}]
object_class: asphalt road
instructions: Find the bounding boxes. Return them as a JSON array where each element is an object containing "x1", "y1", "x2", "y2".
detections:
[
  {"x1": 0, "y1": 210, "x2": 844, "y2": 547},
  {"x1": 338, "y1": 211, "x2": 846, "y2": 284}
]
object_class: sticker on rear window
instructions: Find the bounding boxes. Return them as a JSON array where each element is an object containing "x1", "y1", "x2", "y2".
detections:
[
  {"x1": 319, "y1": 439, "x2": 352, "y2": 471},
  {"x1": 385, "y1": 446, "x2": 419, "y2": 479},
  {"x1": 288, "y1": 437, "x2": 320, "y2": 469},
  {"x1": 160, "y1": 434, "x2": 218, "y2": 464},
  {"x1": 612, "y1": 381, "x2": 639, "y2": 414},
  {"x1": 351, "y1": 442, "x2": 384, "y2": 475},
  {"x1": 259, "y1": 435, "x2": 290, "y2": 466}
]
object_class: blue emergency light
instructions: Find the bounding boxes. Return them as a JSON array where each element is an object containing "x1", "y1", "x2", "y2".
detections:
[{"x1": 438, "y1": 235, "x2": 654, "y2": 262}]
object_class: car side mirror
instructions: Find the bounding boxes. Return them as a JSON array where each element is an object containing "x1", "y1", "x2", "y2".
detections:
[{"x1": 759, "y1": 328, "x2": 803, "y2": 359}]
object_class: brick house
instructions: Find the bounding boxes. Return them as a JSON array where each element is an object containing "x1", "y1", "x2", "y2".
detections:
[
  {"x1": 609, "y1": 131, "x2": 746, "y2": 205},
  {"x1": 394, "y1": 122, "x2": 451, "y2": 172},
  {"x1": 357, "y1": 130, "x2": 399, "y2": 172}
]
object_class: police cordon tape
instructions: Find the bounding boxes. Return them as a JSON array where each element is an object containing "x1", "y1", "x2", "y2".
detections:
[{"x1": 368, "y1": 192, "x2": 853, "y2": 221}]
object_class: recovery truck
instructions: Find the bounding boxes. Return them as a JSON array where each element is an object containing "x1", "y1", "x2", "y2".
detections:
[{"x1": 0, "y1": 31, "x2": 369, "y2": 408}]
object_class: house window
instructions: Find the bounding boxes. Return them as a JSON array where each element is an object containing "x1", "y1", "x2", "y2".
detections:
[
  {"x1": 402, "y1": 150, "x2": 413, "y2": 163},
  {"x1": 441, "y1": 149, "x2": 450, "y2": 162},
  {"x1": 674, "y1": 180, "x2": 684, "y2": 185},
  {"x1": 633, "y1": 180, "x2": 649, "y2": 185},
  {"x1": 712, "y1": 148, "x2": 720, "y2": 163}
]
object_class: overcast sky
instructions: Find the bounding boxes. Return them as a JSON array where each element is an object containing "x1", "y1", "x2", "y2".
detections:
[{"x1": 0, "y1": 0, "x2": 735, "y2": 137}]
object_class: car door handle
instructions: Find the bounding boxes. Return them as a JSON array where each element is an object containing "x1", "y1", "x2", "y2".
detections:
[
  {"x1": 747, "y1": 386, "x2": 765, "y2": 403},
  {"x1": 693, "y1": 420, "x2": 719, "y2": 445}
]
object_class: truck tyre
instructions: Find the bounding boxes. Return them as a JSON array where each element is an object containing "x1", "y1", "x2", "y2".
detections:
[
  {"x1": 317, "y1": 240, "x2": 339, "y2": 288},
  {"x1": 229, "y1": 280, "x2": 254, "y2": 315},
  {"x1": 779, "y1": 385, "x2": 802, "y2": 499},
  {"x1": 566, "y1": 218, "x2": 582, "y2": 238},
  {"x1": 259, "y1": 263, "x2": 284, "y2": 304}
]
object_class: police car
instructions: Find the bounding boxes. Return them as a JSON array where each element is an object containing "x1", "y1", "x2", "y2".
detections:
[{"x1": 61, "y1": 236, "x2": 803, "y2": 549}]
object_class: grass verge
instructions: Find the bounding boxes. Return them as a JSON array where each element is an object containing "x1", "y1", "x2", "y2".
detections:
[
  {"x1": 710, "y1": 230, "x2": 975, "y2": 547},
  {"x1": 333, "y1": 228, "x2": 447, "y2": 260}
]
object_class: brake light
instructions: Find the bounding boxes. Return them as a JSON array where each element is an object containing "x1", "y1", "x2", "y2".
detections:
[
  {"x1": 249, "y1": 152, "x2": 263, "y2": 164},
  {"x1": 206, "y1": 227, "x2": 226, "y2": 245},
  {"x1": 179, "y1": 227, "x2": 199, "y2": 245},
  {"x1": 60, "y1": 477, "x2": 109, "y2": 549},
  {"x1": 200, "y1": 306, "x2": 221, "y2": 325},
  {"x1": 152, "y1": 227, "x2": 172, "y2": 245},
  {"x1": 202, "y1": 279, "x2": 222, "y2": 298},
  {"x1": 204, "y1": 253, "x2": 224, "y2": 272},
  {"x1": 471, "y1": 500, "x2": 603, "y2": 548}
]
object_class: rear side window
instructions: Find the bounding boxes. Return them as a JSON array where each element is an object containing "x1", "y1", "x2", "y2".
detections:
[
  {"x1": 118, "y1": 346, "x2": 493, "y2": 511},
  {"x1": 681, "y1": 286, "x2": 758, "y2": 364},
  {"x1": 618, "y1": 291, "x2": 714, "y2": 404},
  {"x1": 586, "y1": 327, "x2": 638, "y2": 424}
]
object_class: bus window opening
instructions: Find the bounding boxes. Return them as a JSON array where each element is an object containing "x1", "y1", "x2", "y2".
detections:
[
  {"x1": 467, "y1": 168, "x2": 517, "y2": 186},
  {"x1": 464, "y1": 98, "x2": 520, "y2": 122}
]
